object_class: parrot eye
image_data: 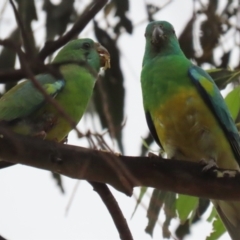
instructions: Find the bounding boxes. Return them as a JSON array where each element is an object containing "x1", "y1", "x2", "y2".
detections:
[{"x1": 82, "y1": 42, "x2": 91, "y2": 50}]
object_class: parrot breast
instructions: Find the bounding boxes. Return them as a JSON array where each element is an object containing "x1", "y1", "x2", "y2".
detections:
[{"x1": 151, "y1": 87, "x2": 239, "y2": 170}]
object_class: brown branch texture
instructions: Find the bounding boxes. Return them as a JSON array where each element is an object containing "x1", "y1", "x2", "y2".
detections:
[{"x1": 1, "y1": 128, "x2": 240, "y2": 201}]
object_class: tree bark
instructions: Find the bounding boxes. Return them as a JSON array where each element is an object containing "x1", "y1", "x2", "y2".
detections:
[{"x1": 1, "y1": 128, "x2": 240, "y2": 201}]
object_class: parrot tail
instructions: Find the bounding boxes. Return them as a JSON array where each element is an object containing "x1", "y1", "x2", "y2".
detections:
[{"x1": 212, "y1": 200, "x2": 240, "y2": 240}]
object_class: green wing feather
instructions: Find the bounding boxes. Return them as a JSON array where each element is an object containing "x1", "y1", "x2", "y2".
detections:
[
  {"x1": 0, "y1": 74, "x2": 64, "y2": 121},
  {"x1": 188, "y1": 66, "x2": 240, "y2": 165}
]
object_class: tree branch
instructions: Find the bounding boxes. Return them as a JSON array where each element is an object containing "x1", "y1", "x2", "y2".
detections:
[
  {"x1": 0, "y1": 235, "x2": 7, "y2": 240},
  {"x1": 0, "y1": 0, "x2": 108, "y2": 82},
  {"x1": 89, "y1": 181, "x2": 133, "y2": 240},
  {"x1": 1, "y1": 128, "x2": 240, "y2": 200}
]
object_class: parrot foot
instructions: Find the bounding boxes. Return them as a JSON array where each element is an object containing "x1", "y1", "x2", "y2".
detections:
[
  {"x1": 148, "y1": 152, "x2": 159, "y2": 158},
  {"x1": 200, "y1": 158, "x2": 217, "y2": 172},
  {"x1": 33, "y1": 131, "x2": 47, "y2": 139},
  {"x1": 98, "y1": 149, "x2": 122, "y2": 156},
  {"x1": 113, "y1": 151, "x2": 122, "y2": 156},
  {"x1": 213, "y1": 169, "x2": 239, "y2": 178},
  {"x1": 60, "y1": 136, "x2": 68, "y2": 144}
]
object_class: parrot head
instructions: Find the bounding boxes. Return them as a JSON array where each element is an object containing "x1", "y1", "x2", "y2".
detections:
[
  {"x1": 53, "y1": 38, "x2": 110, "y2": 72},
  {"x1": 145, "y1": 21, "x2": 177, "y2": 46},
  {"x1": 142, "y1": 21, "x2": 182, "y2": 66}
]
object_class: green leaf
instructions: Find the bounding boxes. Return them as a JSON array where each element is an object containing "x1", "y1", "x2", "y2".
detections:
[
  {"x1": 206, "y1": 206, "x2": 226, "y2": 240},
  {"x1": 224, "y1": 86, "x2": 240, "y2": 121},
  {"x1": 164, "y1": 192, "x2": 177, "y2": 219},
  {"x1": 175, "y1": 198, "x2": 210, "y2": 239},
  {"x1": 51, "y1": 172, "x2": 65, "y2": 194},
  {"x1": 163, "y1": 192, "x2": 176, "y2": 238},
  {"x1": 141, "y1": 136, "x2": 152, "y2": 150},
  {"x1": 131, "y1": 187, "x2": 147, "y2": 218},
  {"x1": 145, "y1": 190, "x2": 167, "y2": 236},
  {"x1": 176, "y1": 194, "x2": 198, "y2": 222},
  {"x1": 207, "y1": 205, "x2": 218, "y2": 222},
  {"x1": 145, "y1": 191, "x2": 176, "y2": 238},
  {"x1": 207, "y1": 69, "x2": 240, "y2": 90},
  {"x1": 207, "y1": 215, "x2": 226, "y2": 240}
]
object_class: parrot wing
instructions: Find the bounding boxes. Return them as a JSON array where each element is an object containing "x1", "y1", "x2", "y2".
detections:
[
  {"x1": 188, "y1": 65, "x2": 240, "y2": 166},
  {"x1": 145, "y1": 111, "x2": 163, "y2": 149},
  {"x1": 0, "y1": 74, "x2": 65, "y2": 122}
]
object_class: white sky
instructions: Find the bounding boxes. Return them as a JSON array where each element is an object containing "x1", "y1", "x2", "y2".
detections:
[{"x1": 0, "y1": 0, "x2": 234, "y2": 239}]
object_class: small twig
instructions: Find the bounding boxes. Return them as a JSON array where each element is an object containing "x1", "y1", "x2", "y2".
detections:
[
  {"x1": 0, "y1": 58, "x2": 97, "y2": 83},
  {"x1": 65, "y1": 181, "x2": 81, "y2": 216},
  {"x1": 96, "y1": 76, "x2": 117, "y2": 141},
  {"x1": 38, "y1": 0, "x2": 108, "y2": 61},
  {"x1": 70, "y1": 128, "x2": 140, "y2": 194},
  {"x1": 89, "y1": 181, "x2": 134, "y2": 240}
]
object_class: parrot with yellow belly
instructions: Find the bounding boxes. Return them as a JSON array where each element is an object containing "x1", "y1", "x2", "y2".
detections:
[{"x1": 141, "y1": 21, "x2": 240, "y2": 239}]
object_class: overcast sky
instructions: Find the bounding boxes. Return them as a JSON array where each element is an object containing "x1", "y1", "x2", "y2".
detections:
[{"x1": 0, "y1": 0, "x2": 233, "y2": 239}]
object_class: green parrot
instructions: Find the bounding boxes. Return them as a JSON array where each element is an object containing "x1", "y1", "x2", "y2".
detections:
[
  {"x1": 141, "y1": 21, "x2": 240, "y2": 239},
  {"x1": 0, "y1": 38, "x2": 110, "y2": 160}
]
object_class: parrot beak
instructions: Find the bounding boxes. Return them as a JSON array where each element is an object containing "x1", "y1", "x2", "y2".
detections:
[
  {"x1": 152, "y1": 25, "x2": 164, "y2": 44},
  {"x1": 95, "y1": 43, "x2": 111, "y2": 70}
]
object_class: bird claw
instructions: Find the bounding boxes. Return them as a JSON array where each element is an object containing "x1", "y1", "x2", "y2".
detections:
[
  {"x1": 200, "y1": 158, "x2": 217, "y2": 172},
  {"x1": 200, "y1": 159, "x2": 239, "y2": 177},
  {"x1": 33, "y1": 131, "x2": 47, "y2": 139},
  {"x1": 148, "y1": 152, "x2": 159, "y2": 158},
  {"x1": 60, "y1": 136, "x2": 68, "y2": 144},
  {"x1": 98, "y1": 149, "x2": 121, "y2": 156},
  {"x1": 213, "y1": 169, "x2": 239, "y2": 178}
]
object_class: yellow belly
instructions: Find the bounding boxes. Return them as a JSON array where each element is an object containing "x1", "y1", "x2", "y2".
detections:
[{"x1": 151, "y1": 87, "x2": 238, "y2": 170}]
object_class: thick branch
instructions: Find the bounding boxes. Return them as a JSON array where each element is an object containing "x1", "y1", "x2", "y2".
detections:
[{"x1": 1, "y1": 129, "x2": 240, "y2": 200}]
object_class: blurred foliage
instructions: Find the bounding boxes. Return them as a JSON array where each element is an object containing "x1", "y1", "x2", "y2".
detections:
[
  {"x1": 16, "y1": 0, "x2": 38, "y2": 56},
  {"x1": 0, "y1": 28, "x2": 20, "y2": 93},
  {"x1": 207, "y1": 207, "x2": 226, "y2": 240},
  {"x1": 52, "y1": 172, "x2": 65, "y2": 194},
  {"x1": 176, "y1": 198, "x2": 210, "y2": 239},
  {"x1": 93, "y1": 20, "x2": 125, "y2": 152},
  {"x1": 104, "y1": 0, "x2": 132, "y2": 34},
  {"x1": 1, "y1": 0, "x2": 240, "y2": 239},
  {"x1": 225, "y1": 85, "x2": 240, "y2": 121},
  {"x1": 43, "y1": 0, "x2": 76, "y2": 40},
  {"x1": 131, "y1": 186, "x2": 147, "y2": 218}
]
